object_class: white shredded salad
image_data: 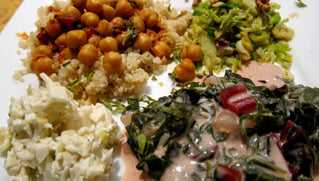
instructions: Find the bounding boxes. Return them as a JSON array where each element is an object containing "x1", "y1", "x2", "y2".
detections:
[{"x1": 0, "y1": 73, "x2": 122, "y2": 181}]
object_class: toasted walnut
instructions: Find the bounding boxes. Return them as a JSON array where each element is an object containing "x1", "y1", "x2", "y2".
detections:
[
  {"x1": 216, "y1": 38, "x2": 233, "y2": 56},
  {"x1": 256, "y1": 0, "x2": 271, "y2": 13}
]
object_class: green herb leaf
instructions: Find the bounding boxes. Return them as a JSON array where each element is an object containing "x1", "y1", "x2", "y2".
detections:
[
  {"x1": 296, "y1": 0, "x2": 307, "y2": 7},
  {"x1": 67, "y1": 79, "x2": 80, "y2": 88},
  {"x1": 99, "y1": 97, "x2": 126, "y2": 114},
  {"x1": 87, "y1": 72, "x2": 94, "y2": 83}
]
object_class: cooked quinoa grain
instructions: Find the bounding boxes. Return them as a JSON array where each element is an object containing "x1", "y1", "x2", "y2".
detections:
[{"x1": 17, "y1": 0, "x2": 191, "y2": 103}]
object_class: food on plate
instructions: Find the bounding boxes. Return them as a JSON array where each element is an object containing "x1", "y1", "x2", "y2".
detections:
[
  {"x1": 17, "y1": 0, "x2": 192, "y2": 103},
  {"x1": 183, "y1": 0, "x2": 295, "y2": 73},
  {"x1": 124, "y1": 70, "x2": 319, "y2": 180},
  {"x1": 0, "y1": 73, "x2": 122, "y2": 181}
]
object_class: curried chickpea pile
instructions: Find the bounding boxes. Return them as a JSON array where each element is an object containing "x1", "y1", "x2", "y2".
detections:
[
  {"x1": 30, "y1": 0, "x2": 172, "y2": 76},
  {"x1": 174, "y1": 43, "x2": 203, "y2": 82}
]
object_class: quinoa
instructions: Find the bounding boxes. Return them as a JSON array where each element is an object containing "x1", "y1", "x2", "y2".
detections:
[{"x1": 16, "y1": 0, "x2": 192, "y2": 103}]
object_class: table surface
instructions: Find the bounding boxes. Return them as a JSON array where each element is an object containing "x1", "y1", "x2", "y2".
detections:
[{"x1": 0, "y1": 0, "x2": 22, "y2": 32}]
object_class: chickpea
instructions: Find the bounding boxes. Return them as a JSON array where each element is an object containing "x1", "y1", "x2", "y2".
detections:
[
  {"x1": 66, "y1": 30, "x2": 88, "y2": 49},
  {"x1": 115, "y1": 32, "x2": 130, "y2": 49},
  {"x1": 44, "y1": 19, "x2": 63, "y2": 38},
  {"x1": 133, "y1": 33, "x2": 151, "y2": 52},
  {"x1": 95, "y1": 19, "x2": 113, "y2": 36},
  {"x1": 99, "y1": 37, "x2": 118, "y2": 53},
  {"x1": 88, "y1": 35, "x2": 101, "y2": 47},
  {"x1": 55, "y1": 33, "x2": 68, "y2": 51},
  {"x1": 103, "y1": 51, "x2": 122, "y2": 73},
  {"x1": 101, "y1": 4, "x2": 116, "y2": 21},
  {"x1": 140, "y1": 10, "x2": 158, "y2": 28},
  {"x1": 115, "y1": 0, "x2": 134, "y2": 18},
  {"x1": 146, "y1": 29, "x2": 158, "y2": 42},
  {"x1": 78, "y1": 44, "x2": 99, "y2": 65},
  {"x1": 80, "y1": 12, "x2": 100, "y2": 27},
  {"x1": 180, "y1": 43, "x2": 203, "y2": 62},
  {"x1": 173, "y1": 58, "x2": 196, "y2": 82},
  {"x1": 129, "y1": 0, "x2": 143, "y2": 9},
  {"x1": 30, "y1": 55, "x2": 55, "y2": 76},
  {"x1": 110, "y1": 16, "x2": 124, "y2": 27},
  {"x1": 72, "y1": 0, "x2": 87, "y2": 10},
  {"x1": 58, "y1": 47, "x2": 77, "y2": 62},
  {"x1": 63, "y1": 6, "x2": 81, "y2": 22},
  {"x1": 151, "y1": 41, "x2": 170, "y2": 58},
  {"x1": 130, "y1": 15, "x2": 145, "y2": 33},
  {"x1": 85, "y1": 0, "x2": 103, "y2": 14},
  {"x1": 33, "y1": 45, "x2": 53, "y2": 58}
]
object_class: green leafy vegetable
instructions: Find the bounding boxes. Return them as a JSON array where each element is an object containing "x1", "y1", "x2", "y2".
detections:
[
  {"x1": 296, "y1": 0, "x2": 307, "y2": 7},
  {"x1": 184, "y1": 0, "x2": 294, "y2": 72},
  {"x1": 125, "y1": 70, "x2": 319, "y2": 180}
]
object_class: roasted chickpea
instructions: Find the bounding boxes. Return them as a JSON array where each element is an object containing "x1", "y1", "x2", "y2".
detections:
[
  {"x1": 58, "y1": 47, "x2": 77, "y2": 62},
  {"x1": 85, "y1": 0, "x2": 103, "y2": 14},
  {"x1": 55, "y1": 33, "x2": 68, "y2": 51},
  {"x1": 99, "y1": 37, "x2": 118, "y2": 53},
  {"x1": 66, "y1": 30, "x2": 88, "y2": 49},
  {"x1": 180, "y1": 43, "x2": 203, "y2": 62},
  {"x1": 140, "y1": 10, "x2": 158, "y2": 28},
  {"x1": 80, "y1": 12, "x2": 100, "y2": 27},
  {"x1": 78, "y1": 44, "x2": 99, "y2": 65},
  {"x1": 146, "y1": 29, "x2": 158, "y2": 42},
  {"x1": 151, "y1": 41, "x2": 170, "y2": 58},
  {"x1": 88, "y1": 35, "x2": 101, "y2": 47},
  {"x1": 173, "y1": 58, "x2": 195, "y2": 82},
  {"x1": 95, "y1": 19, "x2": 113, "y2": 36},
  {"x1": 63, "y1": 6, "x2": 81, "y2": 22},
  {"x1": 115, "y1": 0, "x2": 134, "y2": 18},
  {"x1": 130, "y1": 15, "x2": 145, "y2": 33},
  {"x1": 72, "y1": 0, "x2": 86, "y2": 10},
  {"x1": 115, "y1": 32, "x2": 130, "y2": 49},
  {"x1": 110, "y1": 16, "x2": 124, "y2": 27},
  {"x1": 101, "y1": 4, "x2": 116, "y2": 21},
  {"x1": 103, "y1": 51, "x2": 122, "y2": 73},
  {"x1": 44, "y1": 19, "x2": 63, "y2": 38},
  {"x1": 30, "y1": 55, "x2": 55, "y2": 76},
  {"x1": 133, "y1": 33, "x2": 151, "y2": 52},
  {"x1": 33, "y1": 45, "x2": 53, "y2": 58}
]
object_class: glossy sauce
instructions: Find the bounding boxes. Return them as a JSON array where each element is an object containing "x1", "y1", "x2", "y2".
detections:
[{"x1": 237, "y1": 61, "x2": 284, "y2": 88}]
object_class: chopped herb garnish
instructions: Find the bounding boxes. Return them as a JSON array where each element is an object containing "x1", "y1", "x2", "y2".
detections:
[
  {"x1": 67, "y1": 79, "x2": 80, "y2": 88},
  {"x1": 296, "y1": 0, "x2": 306, "y2": 7},
  {"x1": 62, "y1": 61, "x2": 71, "y2": 67},
  {"x1": 99, "y1": 96, "x2": 125, "y2": 114},
  {"x1": 128, "y1": 0, "x2": 141, "y2": 9},
  {"x1": 151, "y1": 76, "x2": 157, "y2": 81},
  {"x1": 87, "y1": 72, "x2": 94, "y2": 83}
]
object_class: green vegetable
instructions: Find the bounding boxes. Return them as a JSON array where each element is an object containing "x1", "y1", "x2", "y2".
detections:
[
  {"x1": 296, "y1": 0, "x2": 307, "y2": 7},
  {"x1": 67, "y1": 79, "x2": 80, "y2": 88},
  {"x1": 99, "y1": 97, "x2": 126, "y2": 114},
  {"x1": 184, "y1": 0, "x2": 294, "y2": 72},
  {"x1": 125, "y1": 70, "x2": 319, "y2": 180}
]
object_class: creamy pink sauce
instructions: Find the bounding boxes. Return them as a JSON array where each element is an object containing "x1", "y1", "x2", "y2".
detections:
[
  {"x1": 120, "y1": 134, "x2": 150, "y2": 181},
  {"x1": 268, "y1": 136, "x2": 292, "y2": 180},
  {"x1": 120, "y1": 115, "x2": 151, "y2": 181},
  {"x1": 237, "y1": 61, "x2": 284, "y2": 88}
]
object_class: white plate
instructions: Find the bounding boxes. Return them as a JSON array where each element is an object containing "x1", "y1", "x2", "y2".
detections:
[{"x1": 0, "y1": 0, "x2": 318, "y2": 180}]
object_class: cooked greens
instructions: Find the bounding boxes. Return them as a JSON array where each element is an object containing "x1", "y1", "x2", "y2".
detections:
[
  {"x1": 125, "y1": 71, "x2": 319, "y2": 180},
  {"x1": 183, "y1": 0, "x2": 294, "y2": 73}
]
